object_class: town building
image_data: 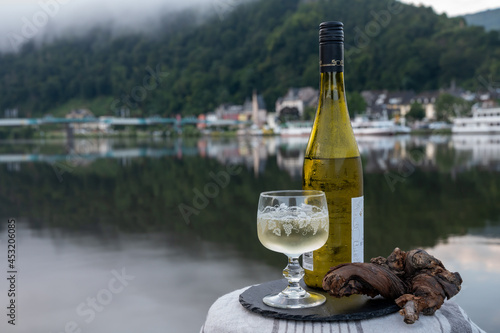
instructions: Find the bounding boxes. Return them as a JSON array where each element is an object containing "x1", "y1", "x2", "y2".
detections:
[
  {"x1": 275, "y1": 87, "x2": 318, "y2": 118},
  {"x1": 385, "y1": 91, "x2": 415, "y2": 118},
  {"x1": 362, "y1": 90, "x2": 416, "y2": 119},
  {"x1": 409, "y1": 91, "x2": 441, "y2": 120},
  {"x1": 65, "y1": 109, "x2": 102, "y2": 133},
  {"x1": 214, "y1": 91, "x2": 267, "y2": 127},
  {"x1": 244, "y1": 91, "x2": 267, "y2": 127},
  {"x1": 214, "y1": 104, "x2": 243, "y2": 121},
  {"x1": 361, "y1": 90, "x2": 445, "y2": 120}
]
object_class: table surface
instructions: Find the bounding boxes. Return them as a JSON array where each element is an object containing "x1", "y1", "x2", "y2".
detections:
[{"x1": 201, "y1": 284, "x2": 486, "y2": 333}]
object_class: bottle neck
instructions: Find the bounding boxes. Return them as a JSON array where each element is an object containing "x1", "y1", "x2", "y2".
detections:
[
  {"x1": 319, "y1": 71, "x2": 346, "y2": 105},
  {"x1": 304, "y1": 43, "x2": 359, "y2": 159},
  {"x1": 319, "y1": 43, "x2": 346, "y2": 105}
]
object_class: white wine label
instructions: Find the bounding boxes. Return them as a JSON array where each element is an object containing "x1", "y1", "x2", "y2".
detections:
[
  {"x1": 302, "y1": 251, "x2": 313, "y2": 271},
  {"x1": 351, "y1": 196, "x2": 364, "y2": 263}
]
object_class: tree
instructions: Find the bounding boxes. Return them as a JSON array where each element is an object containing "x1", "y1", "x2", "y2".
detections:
[
  {"x1": 406, "y1": 102, "x2": 425, "y2": 121},
  {"x1": 347, "y1": 92, "x2": 367, "y2": 115},
  {"x1": 303, "y1": 106, "x2": 316, "y2": 121},
  {"x1": 434, "y1": 93, "x2": 471, "y2": 121}
]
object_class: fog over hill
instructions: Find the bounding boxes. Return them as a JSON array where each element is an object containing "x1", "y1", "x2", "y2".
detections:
[
  {"x1": 1, "y1": 0, "x2": 498, "y2": 53},
  {"x1": 0, "y1": 0, "x2": 243, "y2": 53}
]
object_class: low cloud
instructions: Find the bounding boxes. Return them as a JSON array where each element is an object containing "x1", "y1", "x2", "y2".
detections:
[{"x1": 0, "y1": 0, "x2": 226, "y2": 52}]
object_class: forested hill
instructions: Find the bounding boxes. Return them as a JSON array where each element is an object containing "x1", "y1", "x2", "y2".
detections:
[{"x1": 1, "y1": 0, "x2": 499, "y2": 118}]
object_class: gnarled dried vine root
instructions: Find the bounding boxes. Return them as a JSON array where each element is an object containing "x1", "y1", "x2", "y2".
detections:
[
  {"x1": 322, "y1": 248, "x2": 462, "y2": 324},
  {"x1": 322, "y1": 262, "x2": 406, "y2": 299}
]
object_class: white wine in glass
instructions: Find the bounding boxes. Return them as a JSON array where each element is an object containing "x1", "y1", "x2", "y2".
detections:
[{"x1": 257, "y1": 190, "x2": 329, "y2": 309}]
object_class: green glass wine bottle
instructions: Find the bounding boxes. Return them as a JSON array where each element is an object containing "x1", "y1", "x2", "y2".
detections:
[{"x1": 302, "y1": 21, "x2": 364, "y2": 288}]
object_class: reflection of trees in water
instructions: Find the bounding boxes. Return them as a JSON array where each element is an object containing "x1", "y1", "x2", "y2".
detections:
[
  {"x1": 0, "y1": 152, "x2": 499, "y2": 264},
  {"x1": 364, "y1": 168, "x2": 500, "y2": 259},
  {"x1": 0, "y1": 156, "x2": 297, "y2": 266}
]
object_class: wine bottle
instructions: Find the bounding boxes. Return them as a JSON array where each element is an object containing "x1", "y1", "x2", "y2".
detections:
[{"x1": 302, "y1": 21, "x2": 364, "y2": 288}]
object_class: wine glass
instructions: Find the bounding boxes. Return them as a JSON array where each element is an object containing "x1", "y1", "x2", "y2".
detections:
[{"x1": 257, "y1": 190, "x2": 329, "y2": 309}]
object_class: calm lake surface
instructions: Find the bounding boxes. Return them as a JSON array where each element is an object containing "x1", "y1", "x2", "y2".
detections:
[{"x1": 0, "y1": 134, "x2": 499, "y2": 332}]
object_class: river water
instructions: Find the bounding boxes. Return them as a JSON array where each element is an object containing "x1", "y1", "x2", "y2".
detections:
[{"x1": 0, "y1": 134, "x2": 499, "y2": 332}]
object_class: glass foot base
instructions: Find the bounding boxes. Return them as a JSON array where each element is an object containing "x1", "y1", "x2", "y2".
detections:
[{"x1": 263, "y1": 291, "x2": 326, "y2": 309}]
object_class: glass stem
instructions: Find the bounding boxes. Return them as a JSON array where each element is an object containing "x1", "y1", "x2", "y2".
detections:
[{"x1": 281, "y1": 256, "x2": 307, "y2": 299}]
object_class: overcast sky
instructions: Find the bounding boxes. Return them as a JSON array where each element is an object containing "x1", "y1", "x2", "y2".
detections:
[
  {"x1": 0, "y1": 0, "x2": 498, "y2": 53},
  {"x1": 400, "y1": 0, "x2": 499, "y2": 16}
]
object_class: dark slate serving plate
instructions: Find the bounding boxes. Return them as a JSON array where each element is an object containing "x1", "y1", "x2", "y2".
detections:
[{"x1": 239, "y1": 279, "x2": 400, "y2": 322}]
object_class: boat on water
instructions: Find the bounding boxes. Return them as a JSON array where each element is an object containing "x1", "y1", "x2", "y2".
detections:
[
  {"x1": 236, "y1": 124, "x2": 264, "y2": 136},
  {"x1": 279, "y1": 117, "x2": 411, "y2": 137},
  {"x1": 351, "y1": 116, "x2": 411, "y2": 136},
  {"x1": 452, "y1": 105, "x2": 500, "y2": 134},
  {"x1": 278, "y1": 121, "x2": 313, "y2": 137}
]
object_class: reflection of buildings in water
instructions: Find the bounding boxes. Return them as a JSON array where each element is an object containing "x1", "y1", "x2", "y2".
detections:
[
  {"x1": 357, "y1": 136, "x2": 403, "y2": 173},
  {"x1": 197, "y1": 139, "x2": 207, "y2": 158},
  {"x1": 119, "y1": 157, "x2": 132, "y2": 167},
  {"x1": 452, "y1": 135, "x2": 500, "y2": 171},
  {"x1": 202, "y1": 136, "x2": 307, "y2": 179},
  {"x1": 204, "y1": 139, "x2": 240, "y2": 165},
  {"x1": 0, "y1": 138, "x2": 191, "y2": 166},
  {"x1": 356, "y1": 135, "x2": 437, "y2": 173},
  {"x1": 273, "y1": 135, "x2": 441, "y2": 177},
  {"x1": 275, "y1": 137, "x2": 308, "y2": 179},
  {"x1": 250, "y1": 139, "x2": 268, "y2": 177},
  {"x1": 68, "y1": 138, "x2": 111, "y2": 156},
  {"x1": 65, "y1": 138, "x2": 133, "y2": 167},
  {"x1": 203, "y1": 137, "x2": 273, "y2": 177},
  {"x1": 6, "y1": 162, "x2": 21, "y2": 172},
  {"x1": 4, "y1": 134, "x2": 500, "y2": 175},
  {"x1": 66, "y1": 139, "x2": 113, "y2": 167}
]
